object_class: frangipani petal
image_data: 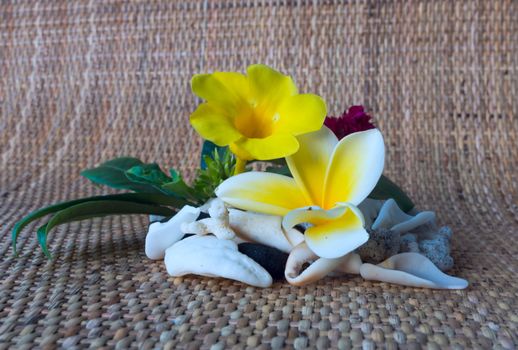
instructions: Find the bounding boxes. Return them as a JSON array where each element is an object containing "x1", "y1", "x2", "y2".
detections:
[
  {"x1": 283, "y1": 204, "x2": 368, "y2": 259},
  {"x1": 324, "y1": 129, "x2": 385, "y2": 208},
  {"x1": 216, "y1": 172, "x2": 309, "y2": 216},
  {"x1": 191, "y1": 72, "x2": 248, "y2": 112},
  {"x1": 275, "y1": 94, "x2": 327, "y2": 135},
  {"x1": 286, "y1": 127, "x2": 338, "y2": 205},
  {"x1": 190, "y1": 104, "x2": 242, "y2": 146},
  {"x1": 232, "y1": 133, "x2": 299, "y2": 161}
]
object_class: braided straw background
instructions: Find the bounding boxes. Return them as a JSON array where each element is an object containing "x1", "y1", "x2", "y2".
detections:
[{"x1": 1, "y1": 1, "x2": 517, "y2": 349}]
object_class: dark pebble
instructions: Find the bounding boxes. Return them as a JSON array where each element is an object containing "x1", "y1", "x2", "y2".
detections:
[
  {"x1": 197, "y1": 212, "x2": 211, "y2": 220},
  {"x1": 238, "y1": 243, "x2": 288, "y2": 280}
]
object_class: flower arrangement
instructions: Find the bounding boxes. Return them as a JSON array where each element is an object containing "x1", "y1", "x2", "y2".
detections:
[{"x1": 12, "y1": 65, "x2": 467, "y2": 289}]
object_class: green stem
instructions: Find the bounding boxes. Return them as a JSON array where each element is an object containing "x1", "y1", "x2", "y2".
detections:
[{"x1": 234, "y1": 157, "x2": 247, "y2": 175}]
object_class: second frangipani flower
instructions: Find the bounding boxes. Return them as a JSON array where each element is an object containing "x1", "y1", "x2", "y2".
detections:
[
  {"x1": 190, "y1": 64, "x2": 326, "y2": 172},
  {"x1": 216, "y1": 126, "x2": 385, "y2": 259}
]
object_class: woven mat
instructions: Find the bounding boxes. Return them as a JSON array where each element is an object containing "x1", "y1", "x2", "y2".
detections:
[{"x1": 1, "y1": 1, "x2": 517, "y2": 349}]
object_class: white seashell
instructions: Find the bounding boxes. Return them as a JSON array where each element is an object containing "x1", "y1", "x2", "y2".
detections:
[
  {"x1": 359, "y1": 252, "x2": 468, "y2": 289},
  {"x1": 284, "y1": 242, "x2": 351, "y2": 286},
  {"x1": 164, "y1": 235, "x2": 272, "y2": 288},
  {"x1": 145, "y1": 205, "x2": 200, "y2": 260},
  {"x1": 358, "y1": 198, "x2": 384, "y2": 228},
  {"x1": 229, "y1": 209, "x2": 304, "y2": 253},
  {"x1": 361, "y1": 198, "x2": 436, "y2": 234}
]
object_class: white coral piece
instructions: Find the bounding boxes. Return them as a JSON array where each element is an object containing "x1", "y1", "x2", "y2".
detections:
[
  {"x1": 164, "y1": 235, "x2": 272, "y2": 288},
  {"x1": 181, "y1": 199, "x2": 235, "y2": 240},
  {"x1": 145, "y1": 205, "x2": 200, "y2": 260},
  {"x1": 359, "y1": 198, "x2": 435, "y2": 234},
  {"x1": 181, "y1": 199, "x2": 304, "y2": 252}
]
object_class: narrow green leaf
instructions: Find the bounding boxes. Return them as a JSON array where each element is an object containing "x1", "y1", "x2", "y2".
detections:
[
  {"x1": 369, "y1": 174, "x2": 415, "y2": 212},
  {"x1": 36, "y1": 200, "x2": 175, "y2": 258},
  {"x1": 81, "y1": 157, "x2": 164, "y2": 193},
  {"x1": 11, "y1": 193, "x2": 189, "y2": 255}
]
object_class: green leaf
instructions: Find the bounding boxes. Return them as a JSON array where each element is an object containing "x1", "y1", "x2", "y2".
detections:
[
  {"x1": 36, "y1": 200, "x2": 175, "y2": 258},
  {"x1": 81, "y1": 157, "x2": 164, "y2": 193},
  {"x1": 369, "y1": 175, "x2": 415, "y2": 212},
  {"x1": 200, "y1": 141, "x2": 227, "y2": 169},
  {"x1": 11, "y1": 192, "x2": 188, "y2": 255},
  {"x1": 125, "y1": 163, "x2": 173, "y2": 194},
  {"x1": 162, "y1": 169, "x2": 199, "y2": 201},
  {"x1": 126, "y1": 163, "x2": 171, "y2": 185}
]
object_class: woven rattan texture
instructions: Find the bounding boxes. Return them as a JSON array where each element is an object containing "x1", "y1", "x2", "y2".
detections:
[{"x1": 1, "y1": 1, "x2": 517, "y2": 349}]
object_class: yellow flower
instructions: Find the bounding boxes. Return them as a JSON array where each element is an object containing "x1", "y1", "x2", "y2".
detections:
[
  {"x1": 215, "y1": 126, "x2": 385, "y2": 259},
  {"x1": 190, "y1": 64, "x2": 327, "y2": 167}
]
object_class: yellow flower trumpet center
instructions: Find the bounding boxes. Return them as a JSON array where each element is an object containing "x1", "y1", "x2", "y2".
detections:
[{"x1": 233, "y1": 105, "x2": 276, "y2": 139}]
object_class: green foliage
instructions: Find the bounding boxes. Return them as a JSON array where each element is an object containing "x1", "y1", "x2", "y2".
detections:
[
  {"x1": 192, "y1": 148, "x2": 236, "y2": 203},
  {"x1": 35, "y1": 200, "x2": 175, "y2": 258},
  {"x1": 11, "y1": 193, "x2": 188, "y2": 256},
  {"x1": 161, "y1": 170, "x2": 199, "y2": 202},
  {"x1": 13, "y1": 149, "x2": 236, "y2": 257},
  {"x1": 369, "y1": 175, "x2": 415, "y2": 212},
  {"x1": 126, "y1": 163, "x2": 171, "y2": 187},
  {"x1": 81, "y1": 157, "x2": 165, "y2": 194},
  {"x1": 200, "y1": 140, "x2": 227, "y2": 169}
]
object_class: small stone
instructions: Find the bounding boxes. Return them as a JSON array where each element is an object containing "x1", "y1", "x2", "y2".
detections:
[{"x1": 238, "y1": 243, "x2": 288, "y2": 280}]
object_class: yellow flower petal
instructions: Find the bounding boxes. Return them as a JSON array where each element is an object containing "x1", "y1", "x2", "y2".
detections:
[
  {"x1": 191, "y1": 72, "x2": 248, "y2": 113},
  {"x1": 283, "y1": 204, "x2": 367, "y2": 259},
  {"x1": 324, "y1": 129, "x2": 385, "y2": 208},
  {"x1": 285, "y1": 126, "x2": 338, "y2": 205},
  {"x1": 274, "y1": 94, "x2": 327, "y2": 135},
  {"x1": 231, "y1": 133, "x2": 299, "y2": 161},
  {"x1": 190, "y1": 103, "x2": 242, "y2": 146},
  {"x1": 216, "y1": 171, "x2": 309, "y2": 216},
  {"x1": 247, "y1": 64, "x2": 297, "y2": 113}
]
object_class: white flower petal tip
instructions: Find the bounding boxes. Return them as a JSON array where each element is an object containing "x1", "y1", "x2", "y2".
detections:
[
  {"x1": 164, "y1": 235, "x2": 273, "y2": 288},
  {"x1": 228, "y1": 209, "x2": 303, "y2": 253},
  {"x1": 284, "y1": 242, "x2": 351, "y2": 286},
  {"x1": 145, "y1": 205, "x2": 200, "y2": 260},
  {"x1": 359, "y1": 253, "x2": 469, "y2": 290}
]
